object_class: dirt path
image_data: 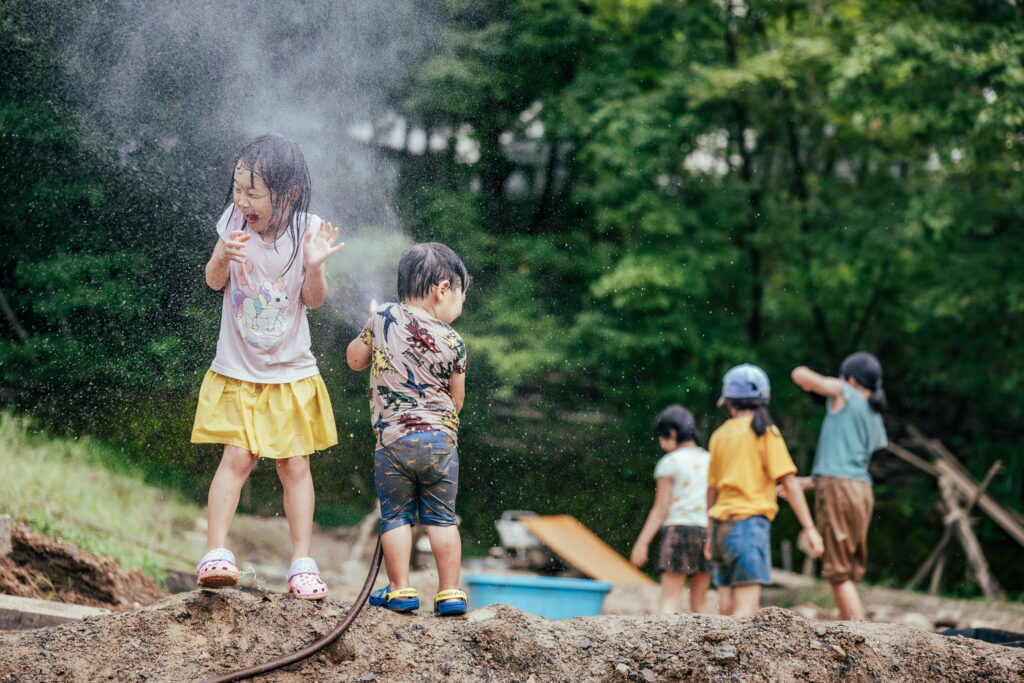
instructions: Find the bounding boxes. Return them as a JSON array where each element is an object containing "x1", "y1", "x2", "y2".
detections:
[
  {"x1": 2, "y1": 588, "x2": 1022, "y2": 682},
  {"x1": 3, "y1": 518, "x2": 1024, "y2": 681}
]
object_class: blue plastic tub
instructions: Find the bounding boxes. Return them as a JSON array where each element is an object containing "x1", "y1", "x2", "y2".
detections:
[{"x1": 464, "y1": 573, "x2": 612, "y2": 619}]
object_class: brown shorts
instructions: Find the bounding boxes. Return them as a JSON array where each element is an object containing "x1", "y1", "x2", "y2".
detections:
[
  {"x1": 657, "y1": 525, "x2": 712, "y2": 576},
  {"x1": 815, "y1": 476, "x2": 874, "y2": 583}
]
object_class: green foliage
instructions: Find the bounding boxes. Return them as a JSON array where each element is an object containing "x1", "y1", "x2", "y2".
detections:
[
  {"x1": 389, "y1": 0, "x2": 1024, "y2": 595},
  {"x1": 1, "y1": 0, "x2": 1023, "y2": 600},
  {"x1": 0, "y1": 412, "x2": 199, "y2": 581}
]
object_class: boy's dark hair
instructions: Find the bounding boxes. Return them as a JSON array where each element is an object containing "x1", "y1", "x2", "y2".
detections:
[
  {"x1": 840, "y1": 351, "x2": 887, "y2": 412},
  {"x1": 398, "y1": 243, "x2": 470, "y2": 301},
  {"x1": 724, "y1": 397, "x2": 775, "y2": 437},
  {"x1": 226, "y1": 134, "x2": 311, "y2": 277},
  {"x1": 653, "y1": 404, "x2": 701, "y2": 444}
]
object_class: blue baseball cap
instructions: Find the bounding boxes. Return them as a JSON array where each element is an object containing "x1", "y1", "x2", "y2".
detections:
[{"x1": 717, "y1": 363, "x2": 771, "y2": 406}]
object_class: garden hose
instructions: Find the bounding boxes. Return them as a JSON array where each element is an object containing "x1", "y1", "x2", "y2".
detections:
[{"x1": 201, "y1": 535, "x2": 383, "y2": 683}]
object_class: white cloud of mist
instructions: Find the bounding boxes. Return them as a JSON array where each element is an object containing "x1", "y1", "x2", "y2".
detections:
[{"x1": 54, "y1": 0, "x2": 438, "y2": 326}]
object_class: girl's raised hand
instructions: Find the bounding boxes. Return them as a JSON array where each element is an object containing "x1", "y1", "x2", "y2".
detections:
[
  {"x1": 304, "y1": 220, "x2": 344, "y2": 268},
  {"x1": 225, "y1": 230, "x2": 251, "y2": 264}
]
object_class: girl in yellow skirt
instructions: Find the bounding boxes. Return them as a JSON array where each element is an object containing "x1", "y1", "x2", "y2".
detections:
[{"x1": 191, "y1": 134, "x2": 344, "y2": 599}]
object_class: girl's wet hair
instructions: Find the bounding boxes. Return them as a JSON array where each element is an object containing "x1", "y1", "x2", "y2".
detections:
[
  {"x1": 397, "y1": 243, "x2": 470, "y2": 301},
  {"x1": 226, "y1": 134, "x2": 311, "y2": 276},
  {"x1": 724, "y1": 397, "x2": 775, "y2": 437},
  {"x1": 840, "y1": 351, "x2": 887, "y2": 412},
  {"x1": 653, "y1": 404, "x2": 701, "y2": 445}
]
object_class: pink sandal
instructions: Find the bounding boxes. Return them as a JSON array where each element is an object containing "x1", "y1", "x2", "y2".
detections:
[
  {"x1": 196, "y1": 548, "x2": 240, "y2": 588},
  {"x1": 287, "y1": 557, "x2": 328, "y2": 600}
]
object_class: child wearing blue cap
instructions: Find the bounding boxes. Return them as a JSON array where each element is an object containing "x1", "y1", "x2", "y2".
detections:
[
  {"x1": 705, "y1": 363, "x2": 824, "y2": 617},
  {"x1": 789, "y1": 352, "x2": 888, "y2": 620}
]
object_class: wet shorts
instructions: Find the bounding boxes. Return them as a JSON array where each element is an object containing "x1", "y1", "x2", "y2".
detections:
[
  {"x1": 710, "y1": 515, "x2": 772, "y2": 587},
  {"x1": 657, "y1": 525, "x2": 712, "y2": 576},
  {"x1": 815, "y1": 476, "x2": 874, "y2": 583},
  {"x1": 375, "y1": 431, "x2": 459, "y2": 533}
]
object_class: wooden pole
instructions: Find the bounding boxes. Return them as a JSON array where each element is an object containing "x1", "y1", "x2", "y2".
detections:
[
  {"x1": 883, "y1": 443, "x2": 939, "y2": 477},
  {"x1": 908, "y1": 461, "x2": 1002, "y2": 593},
  {"x1": 909, "y1": 521, "x2": 953, "y2": 592},
  {"x1": 928, "y1": 551, "x2": 947, "y2": 597},
  {"x1": 937, "y1": 477, "x2": 1004, "y2": 599},
  {"x1": 904, "y1": 425, "x2": 1024, "y2": 545}
]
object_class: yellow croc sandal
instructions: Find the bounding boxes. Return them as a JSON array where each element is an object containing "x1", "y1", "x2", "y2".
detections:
[
  {"x1": 369, "y1": 585, "x2": 419, "y2": 612},
  {"x1": 434, "y1": 589, "x2": 468, "y2": 616}
]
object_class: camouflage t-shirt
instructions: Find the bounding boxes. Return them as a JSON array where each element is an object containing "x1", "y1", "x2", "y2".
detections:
[{"x1": 360, "y1": 302, "x2": 467, "y2": 449}]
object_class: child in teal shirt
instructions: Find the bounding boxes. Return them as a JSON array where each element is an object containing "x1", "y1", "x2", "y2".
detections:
[{"x1": 790, "y1": 352, "x2": 888, "y2": 620}]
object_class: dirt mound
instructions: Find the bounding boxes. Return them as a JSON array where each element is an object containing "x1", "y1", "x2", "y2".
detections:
[
  {"x1": 0, "y1": 523, "x2": 165, "y2": 610},
  {"x1": 1, "y1": 587, "x2": 1021, "y2": 682}
]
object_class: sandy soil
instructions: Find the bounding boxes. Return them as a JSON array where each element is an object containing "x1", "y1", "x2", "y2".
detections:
[
  {"x1": 0, "y1": 523, "x2": 164, "y2": 609},
  {"x1": 2, "y1": 518, "x2": 1024, "y2": 681},
  {"x1": 2, "y1": 589, "x2": 1023, "y2": 682}
]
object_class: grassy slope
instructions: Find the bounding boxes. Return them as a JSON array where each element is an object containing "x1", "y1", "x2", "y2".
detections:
[{"x1": 0, "y1": 412, "x2": 200, "y2": 581}]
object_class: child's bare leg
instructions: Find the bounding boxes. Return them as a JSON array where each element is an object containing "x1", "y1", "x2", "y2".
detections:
[
  {"x1": 687, "y1": 572, "x2": 712, "y2": 614},
  {"x1": 729, "y1": 584, "x2": 761, "y2": 617},
  {"x1": 206, "y1": 445, "x2": 255, "y2": 551},
  {"x1": 717, "y1": 586, "x2": 734, "y2": 615},
  {"x1": 276, "y1": 455, "x2": 314, "y2": 562},
  {"x1": 381, "y1": 524, "x2": 413, "y2": 589},
  {"x1": 658, "y1": 572, "x2": 686, "y2": 614},
  {"x1": 830, "y1": 580, "x2": 865, "y2": 621},
  {"x1": 425, "y1": 524, "x2": 462, "y2": 598}
]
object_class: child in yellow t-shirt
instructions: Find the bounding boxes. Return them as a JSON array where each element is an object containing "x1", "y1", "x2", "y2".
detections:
[{"x1": 705, "y1": 363, "x2": 824, "y2": 617}]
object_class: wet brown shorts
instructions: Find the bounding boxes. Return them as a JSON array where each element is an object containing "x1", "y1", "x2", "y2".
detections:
[
  {"x1": 657, "y1": 525, "x2": 712, "y2": 577},
  {"x1": 815, "y1": 476, "x2": 874, "y2": 583}
]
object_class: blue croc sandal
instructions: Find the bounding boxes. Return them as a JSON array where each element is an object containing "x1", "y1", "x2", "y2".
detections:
[
  {"x1": 434, "y1": 589, "x2": 468, "y2": 616},
  {"x1": 369, "y1": 585, "x2": 419, "y2": 612}
]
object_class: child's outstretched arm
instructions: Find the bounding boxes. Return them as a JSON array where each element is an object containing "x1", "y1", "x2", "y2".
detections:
[
  {"x1": 630, "y1": 477, "x2": 673, "y2": 568},
  {"x1": 791, "y1": 366, "x2": 844, "y2": 399},
  {"x1": 301, "y1": 220, "x2": 344, "y2": 309},
  {"x1": 778, "y1": 473, "x2": 824, "y2": 558},
  {"x1": 205, "y1": 231, "x2": 250, "y2": 290}
]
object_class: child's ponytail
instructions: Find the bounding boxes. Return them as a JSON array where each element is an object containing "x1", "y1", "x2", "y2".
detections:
[
  {"x1": 727, "y1": 398, "x2": 775, "y2": 437},
  {"x1": 839, "y1": 351, "x2": 887, "y2": 412}
]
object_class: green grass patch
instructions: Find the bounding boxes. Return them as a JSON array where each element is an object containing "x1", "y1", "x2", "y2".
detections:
[{"x1": 0, "y1": 412, "x2": 201, "y2": 583}]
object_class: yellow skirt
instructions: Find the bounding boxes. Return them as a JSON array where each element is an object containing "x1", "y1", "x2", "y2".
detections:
[{"x1": 190, "y1": 370, "x2": 338, "y2": 459}]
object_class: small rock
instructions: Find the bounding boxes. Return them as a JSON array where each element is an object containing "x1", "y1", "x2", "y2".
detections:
[
  {"x1": 667, "y1": 629, "x2": 678, "y2": 638},
  {"x1": 831, "y1": 644, "x2": 846, "y2": 660},
  {"x1": 358, "y1": 675, "x2": 375, "y2": 682},
  {"x1": 814, "y1": 625, "x2": 827, "y2": 637},
  {"x1": 615, "y1": 663, "x2": 629, "y2": 674},
  {"x1": 713, "y1": 644, "x2": 737, "y2": 661},
  {"x1": 580, "y1": 641, "x2": 590, "y2": 649},
  {"x1": 641, "y1": 669, "x2": 655, "y2": 682}
]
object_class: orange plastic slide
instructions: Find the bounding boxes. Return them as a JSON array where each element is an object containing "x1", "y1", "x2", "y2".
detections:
[{"x1": 521, "y1": 515, "x2": 656, "y2": 585}]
